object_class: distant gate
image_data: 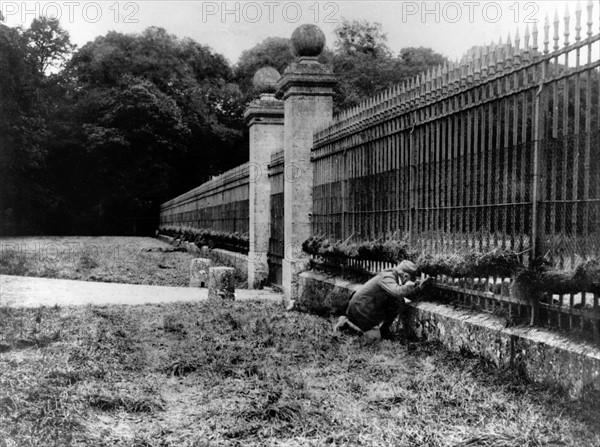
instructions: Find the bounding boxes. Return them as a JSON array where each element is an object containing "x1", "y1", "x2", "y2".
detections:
[{"x1": 268, "y1": 151, "x2": 284, "y2": 287}]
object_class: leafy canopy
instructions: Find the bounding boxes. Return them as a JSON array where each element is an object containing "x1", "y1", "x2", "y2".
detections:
[{"x1": 24, "y1": 16, "x2": 75, "y2": 74}]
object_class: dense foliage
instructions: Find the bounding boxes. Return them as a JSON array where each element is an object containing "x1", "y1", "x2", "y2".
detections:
[
  {"x1": 302, "y1": 235, "x2": 414, "y2": 263},
  {"x1": 234, "y1": 37, "x2": 295, "y2": 101},
  {"x1": 329, "y1": 19, "x2": 447, "y2": 111},
  {"x1": 1, "y1": 21, "x2": 247, "y2": 235},
  {"x1": 160, "y1": 226, "x2": 249, "y2": 254},
  {"x1": 1, "y1": 17, "x2": 447, "y2": 236},
  {"x1": 302, "y1": 235, "x2": 522, "y2": 279},
  {"x1": 303, "y1": 234, "x2": 600, "y2": 295}
]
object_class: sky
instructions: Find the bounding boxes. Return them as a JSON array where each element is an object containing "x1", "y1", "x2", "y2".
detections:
[{"x1": 0, "y1": 1, "x2": 589, "y2": 66}]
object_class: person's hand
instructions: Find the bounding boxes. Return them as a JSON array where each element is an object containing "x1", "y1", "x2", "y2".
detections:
[{"x1": 404, "y1": 281, "x2": 416, "y2": 288}]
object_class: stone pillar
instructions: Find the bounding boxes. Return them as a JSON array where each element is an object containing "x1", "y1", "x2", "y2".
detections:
[
  {"x1": 278, "y1": 25, "x2": 335, "y2": 301},
  {"x1": 189, "y1": 258, "x2": 212, "y2": 287},
  {"x1": 244, "y1": 67, "x2": 284, "y2": 289},
  {"x1": 208, "y1": 267, "x2": 236, "y2": 300}
]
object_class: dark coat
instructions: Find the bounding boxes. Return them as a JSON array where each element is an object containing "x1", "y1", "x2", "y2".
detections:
[{"x1": 346, "y1": 269, "x2": 416, "y2": 332}]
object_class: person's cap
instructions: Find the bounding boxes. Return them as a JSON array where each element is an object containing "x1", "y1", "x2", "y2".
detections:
[{"x1": 397, "y1": 260, "x2": 419, "y2": 276}]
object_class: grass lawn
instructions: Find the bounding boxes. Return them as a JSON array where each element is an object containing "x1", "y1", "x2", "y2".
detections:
[
  {"x1": 1, "y1": 300, "x2": 599, "y2": 447},
  {"x1": 0, "y1": 237, "x2": 194, "y2": 286}
]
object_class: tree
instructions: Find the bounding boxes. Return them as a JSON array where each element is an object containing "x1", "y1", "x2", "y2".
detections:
[
  {"x1": 330, "y1": 19, "x2": 395, "y2": 110},
  {"x1": 0, "y1": 24, "x2": 31, "y2": 125},
  {"x1": 0, "y1": 18, "x2": 76, "y2": 234},
  {"x1": 333, "y1": 19, "x2": 390, "y2": 57},
  {"x1": 234, "y1": 37, "x2": 294, "y2": 102},
  {"x1": 24, "y1": 16, "x2": 75, "y2": 75},
  {"x1": 0, "y1": 23, "x2": 30, "y2": 233},
  {"x1": 64, "y1": 27, "x2": 246, "y2": 234},
  {"x1": 330, "y1": 18, "x2": 448, "y2": 112},
  {"x1": 74, "y1": 76, "x2": 190, "y2": 233},
  {"x1": 397, "y1": 47, "x2": 448, "y2": 78},
  {"x1": 231, "y1": 21, "x2": 447, "y2": 114}
]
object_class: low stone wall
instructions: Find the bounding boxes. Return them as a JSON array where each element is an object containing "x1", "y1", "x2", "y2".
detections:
[
  {"x1": 210, "y1": 249, "x2": 248, "y2": 277},
  {"x1": 156, "y1": 235, "x2": 248, "y2": 284},
  {"x1": 297, "y1": 271, "x2": 600, "y2": 399},
  {"x1": 157, "y1": 234, "x2": 175, "y2": 245},
  {"x1": 296, "y1": 271, "x2": 360, "y2": 315}
]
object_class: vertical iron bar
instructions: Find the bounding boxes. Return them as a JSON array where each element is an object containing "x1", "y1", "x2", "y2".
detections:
[{"x1": 531, "y1": 51, "x2": 549, "y2": 259}]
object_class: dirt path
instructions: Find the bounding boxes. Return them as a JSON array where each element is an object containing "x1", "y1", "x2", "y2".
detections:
[{"x1": 0, "y1": 274, "x2": 283, "y2": 307}]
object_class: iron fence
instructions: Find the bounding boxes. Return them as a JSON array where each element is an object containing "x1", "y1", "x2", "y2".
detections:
[
  {"x1": 159, "y1": 163, "x2": 249, "y2": 235},
  {"x1": 268, "y1": 151, "x2": 285, "y2": 287},
  {"x1": 311, "y1": 4, "x2": 600, "y2": 342}
]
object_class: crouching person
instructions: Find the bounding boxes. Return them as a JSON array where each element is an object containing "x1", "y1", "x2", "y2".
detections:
[{"x1": 334, "y1": 260, "x2": 433, "y2": 340}]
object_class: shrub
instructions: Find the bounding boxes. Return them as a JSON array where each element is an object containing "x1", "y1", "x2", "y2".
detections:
[
  {"x1": 302, "y1": 236, "x2": 413, "y2": 263},
  {"x1": 158, "y1": 226, "x2": 249, "y2": 254},
  {"x1": 303, "y1": 236, "x2": 526, "y2": 279}
]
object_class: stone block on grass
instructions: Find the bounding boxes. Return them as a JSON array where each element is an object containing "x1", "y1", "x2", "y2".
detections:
[
  {"x1": 184, "y1": 242, "x2": 194, "y2": 253},
  {"x1": 208, "y1": 267, "x2": 236, "y2": 300},
  {"x1": 189, "y1": 258, "x2": 212, "y2": 288}
]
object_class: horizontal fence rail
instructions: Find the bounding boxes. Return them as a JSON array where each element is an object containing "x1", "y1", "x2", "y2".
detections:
[
  {"x1": 160, "y1": 163, "x2": 250, "y2": 235},
  {"x1": 311, "y1": 3, "x2": 600, "y2": 342}
]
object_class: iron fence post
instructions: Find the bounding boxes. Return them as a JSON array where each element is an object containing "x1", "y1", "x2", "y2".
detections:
[{"x1": 531, "y1": 59, "x2": 549, "y2": 261}]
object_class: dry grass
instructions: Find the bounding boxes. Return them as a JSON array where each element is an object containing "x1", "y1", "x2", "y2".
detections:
[
  {"x1": 0, "y1": 237, "x2": 193, "y2": 286},
  {"x1": 1, "y1": 301, "x2": 599, "y2": 447}
]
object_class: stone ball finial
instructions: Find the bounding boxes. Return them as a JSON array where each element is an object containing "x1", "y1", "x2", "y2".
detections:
[
  {"x1": 290, "y1": 24, "x2": 326, "y2": 57},
  {"x1": 252, "y1": 66, "x2": 281, "y2": 93}
]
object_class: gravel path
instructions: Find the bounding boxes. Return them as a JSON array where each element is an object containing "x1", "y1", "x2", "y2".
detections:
[{"x1": 0, "y1": 275, "x2": 283, "y2": 308}]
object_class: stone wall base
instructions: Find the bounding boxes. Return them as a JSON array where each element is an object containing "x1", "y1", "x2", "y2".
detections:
[
  {"x1": 210, "y1": 249, "x2": 248, "y2": 278},
  {"x1": 296, "y1": 271, "x2": 360, "y2": 315},
  {"x1": 298, "y1": 271, "x2": 600, "y2": 399},
  {"x1": 157, "y1": 234, "x2": 175, "y2": 245},
  {"x1": 156, "y1": 235, "x2": 248, "y2": 285}
]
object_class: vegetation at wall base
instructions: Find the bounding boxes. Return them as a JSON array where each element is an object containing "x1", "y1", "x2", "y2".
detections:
[
  {"x1": 303, "y1": 236, "x2": 600, "y2": 296},
  {"x1": 160, "y1": 226, "x2": 249, "y2": 254},
  {"x1": 512, "y1": 258, "x2": 600, "y2": 296},
  {"x1": 302, "y1": 235, "x2": 415, "y2": 264},
  {"x1": 416, "y1": 250, "x2": 521, "y2": 279},
  {"x1": 308, "y1": 257, "x2": 375, "y2": 284},
  {"x1": 302, "y1": 236, "x2": 522, "y2": 277}
]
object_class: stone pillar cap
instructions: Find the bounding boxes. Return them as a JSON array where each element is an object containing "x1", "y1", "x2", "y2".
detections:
[
  {"x1": 244, "y1": 94, "x2": 284, "y2": 125},
  {"x1": 277, "y1": 24, "x2": 335, "y2": 98},
  {"x1": 276, "y1": 63, "x2": 336, "y2": 99},
  {"x1": 253, "y1": 66, "x2": 281, "y2": 94},
  {"x1": 290, "y1": 24, "x2": 326, "y2": 57}
]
